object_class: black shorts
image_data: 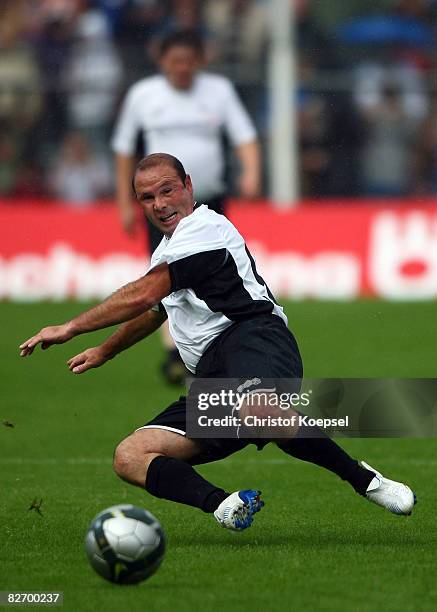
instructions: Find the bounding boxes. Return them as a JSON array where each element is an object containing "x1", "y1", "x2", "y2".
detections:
[{"x1": 138, "y1": 314, "x2": 303, "y2": 461}]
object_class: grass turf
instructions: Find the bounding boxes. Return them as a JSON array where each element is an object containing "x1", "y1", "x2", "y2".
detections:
[{"x1": 1, "y1": 300, "x2": 436, "y2": 612}]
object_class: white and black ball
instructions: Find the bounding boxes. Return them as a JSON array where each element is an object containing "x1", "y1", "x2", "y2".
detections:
[{"x1": 85, "y1": 504, "x2": 165, "y2": 585}]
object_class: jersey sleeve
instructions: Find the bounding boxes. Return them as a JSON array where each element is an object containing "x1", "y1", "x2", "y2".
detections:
[
  {"x1": 221, "y1": 79, "x2": 257, "y2": 146},
  {"x1": 111, "y1": 86, "x2": 142, "y2": 155},
  {"x1": 155, "y1": 214, "x2": 228, "y2": 291}
]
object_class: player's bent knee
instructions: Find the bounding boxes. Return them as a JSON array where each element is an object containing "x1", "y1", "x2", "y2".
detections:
[
  {"x1": 113, "y1": 434, "x2": 161, "y2": 484},
  {"x1": 112, "y1": 437, "x2": 134, "y2": 478},
  {"x1": 113, "y1": 428, "x2": 202, "y2": 484},
  {"x1": 112, "y1": 428, "x2": 175, "y2": 480}
]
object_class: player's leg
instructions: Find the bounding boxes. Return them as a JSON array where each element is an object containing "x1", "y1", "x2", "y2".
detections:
[
  {"x1": 214, "y1": 315, "x2": 415, "y2": 515},
  {"x1": 276, "y1": 429, "x2": 416, "y2": 515},
  {"x1": 113, "y1": 427, "x2": 263, "y2": 530},
  {"x1": 275, "y1": 428, "x2": 375, "y2": 497},
  {"x1": 266, "y1": 325, "x2": 415, "y2": 513},
  {"x1": 113, "y1": 396, "x2": 262, "y2": 530},
  {"x1": 189, "y1": 437, "x2": 264, "y2": 531},
  {"x1": 264, "y1": 330, "x2": 416, "y2": 515},
  {"x1": 113, "y1": 426, "x2": 230, "y2": 513}
]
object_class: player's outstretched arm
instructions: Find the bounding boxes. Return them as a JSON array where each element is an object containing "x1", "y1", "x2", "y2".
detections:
[
  {"x1": 67, "y1": 309, "x2": 167, "y2": 374},
  {"x1": 19, "y1": 264, "x2": 171, "y2": 357}
]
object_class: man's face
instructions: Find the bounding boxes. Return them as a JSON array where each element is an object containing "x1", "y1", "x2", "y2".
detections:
[
  {"x1": 134, "y1": 164, "x2": 194, "y2": 237},
  {"x1": 159, "y1": 45, "x2": 202, "y2": 90}
]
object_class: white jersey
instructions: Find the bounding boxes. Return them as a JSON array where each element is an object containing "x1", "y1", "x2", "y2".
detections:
[
  {"x1": 149, "y1": 205, "x2": 287, "y2": 373},
  {"x1": 111, "y1": 72, "x2": 256, "y2": 200}
]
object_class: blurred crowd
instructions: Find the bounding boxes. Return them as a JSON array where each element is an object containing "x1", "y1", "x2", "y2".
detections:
[{"x1": 3, "y1": 0, "x2": 437, "y2": 203}]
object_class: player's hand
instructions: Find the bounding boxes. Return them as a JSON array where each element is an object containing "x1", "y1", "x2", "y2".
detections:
[
  {"x1": 19, "y1": 323, "x2": 75, "y2": 357},
  {"x1": 238, "y1": 172, "x2": 260, "y2": 200},
  {"x1": 120, "y1": 204, "x2": 137, "y2": 237},
  {"x1": 67, "y1": 347, "x2": 110, "y2": 374}
]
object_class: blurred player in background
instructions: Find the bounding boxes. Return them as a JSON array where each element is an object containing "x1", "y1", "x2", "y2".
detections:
[{"x1": 112, "y1": 29, "x2": 260, "y2": 385}]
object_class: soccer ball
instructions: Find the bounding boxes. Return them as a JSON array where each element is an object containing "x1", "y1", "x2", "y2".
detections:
[{"x1": 85, "y1": 504, "x2": 165, "y2": 585}]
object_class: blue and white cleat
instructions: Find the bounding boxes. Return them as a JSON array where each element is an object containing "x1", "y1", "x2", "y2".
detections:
[
  {"x1": 214, "y1": 489, "x2": 264, "y2": 531},
  {"x1": 361, "y1": 460, "x2": 416, "y2": 516}
]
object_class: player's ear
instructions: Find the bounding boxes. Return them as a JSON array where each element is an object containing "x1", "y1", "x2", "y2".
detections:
[{"x1": 185, "y1": 174, "x2": 193, "y2": 194}]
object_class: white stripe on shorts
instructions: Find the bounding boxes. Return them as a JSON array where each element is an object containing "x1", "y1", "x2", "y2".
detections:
[{"x1": 135, "y1": 425, "x2": 186, "y2": 436}]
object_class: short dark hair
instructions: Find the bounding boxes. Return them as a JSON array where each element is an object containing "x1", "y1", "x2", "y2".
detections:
[
  {"x1": 159, "y1": 29, "x2": 204, "y2": 58},
  {"x1": 132, "y1": 153, "x2": 187, "y2": 196}
]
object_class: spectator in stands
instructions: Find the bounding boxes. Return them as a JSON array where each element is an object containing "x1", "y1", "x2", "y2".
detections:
[
  {"x1": 204, "y1": 0, "x2": 337, "y2": 74},
  {"x1": 354, "y1": 59, "x2": 429, "y2": 128},
  {"x1": 349, "y1": 0, "x2": 431, "y2": 148},
  {"x1": 64, "y1": 5, "x2": 122, "y2": 154},
  {"x1": 204, "y1": 0, "x2": 267, "y2": 69},
  {"x1": 203, "y1": 0, "x2": 267, "y2": 119},
  {"x1": 49, "y1": 131, "x2": 113, "y2": 205},
  {"x1": 33, "y1": 9, "x2": 74, "y2": 156},
  {"x1": 358, "y1": 80, "x2": 418, "y2": 196},
  {"x1": 339, "y1": 0, "x2": 434, "y2": 197},
  {"x1": 295, "y1": 0, "x2": 339, "y2": 71},
  {"x1": 0, "y1": 1, "x2": 42, "y2": 156},
  {"x1": 297, "y1": 53, "x2": 362, "y2": 198},
  {"x1": 0, "y1": 0, "x2": 45, "y2": 199}
]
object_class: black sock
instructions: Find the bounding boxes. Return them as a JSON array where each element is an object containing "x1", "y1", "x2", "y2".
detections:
[
  {"x1": 279, "y1": 425, "x2": 374, "y2": 496},
  {"x1": 145, "y1": 456, "x2": 229, "y2": 512}
]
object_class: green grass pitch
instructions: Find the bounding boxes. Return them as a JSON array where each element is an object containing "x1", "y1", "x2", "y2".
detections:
[{"x1": 1, "y1": 300, "x2": 437, "y2": 612}]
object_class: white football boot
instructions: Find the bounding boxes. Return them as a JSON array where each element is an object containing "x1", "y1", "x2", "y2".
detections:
[
  {"x1": 214, "y1": 489, "x2": 264, "y2": 531},
  {"x1": 360, "y1": 461, "x2": 416, "y2": 515}
]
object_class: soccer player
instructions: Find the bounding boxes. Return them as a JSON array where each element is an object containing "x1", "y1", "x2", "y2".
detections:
[{"x1": 20, "y1": 154, "x2": 416, "y2": 531}]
